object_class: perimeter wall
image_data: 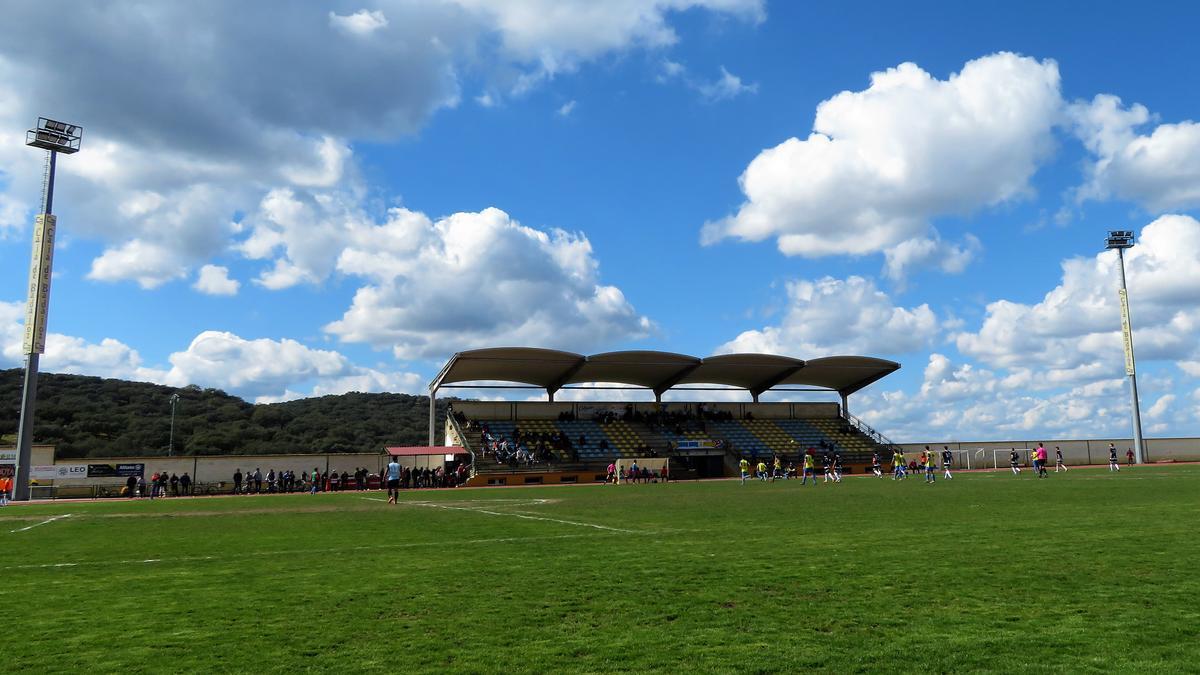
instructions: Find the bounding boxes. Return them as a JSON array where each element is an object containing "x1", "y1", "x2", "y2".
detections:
[{"x1": 897, "y1": 437, "x2": 1200, "y2": 465}]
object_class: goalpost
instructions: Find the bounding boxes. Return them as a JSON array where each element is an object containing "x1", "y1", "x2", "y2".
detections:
[{"x1": 614, "y1": 457, "x2": 670, "y2": 483}]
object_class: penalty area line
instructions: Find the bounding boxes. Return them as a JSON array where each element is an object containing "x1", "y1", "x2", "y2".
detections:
[
  {"x1": 360, "y1": 497, "x2": 638, "y2": 533},
  {"x1": 9, "y1": 513, "x2": 72, "y2": 533}
]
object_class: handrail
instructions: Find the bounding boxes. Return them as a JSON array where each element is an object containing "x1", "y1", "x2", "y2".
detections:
[
  {"x1": 842, "y1": 410, "x2": 902, "y2": 452},
  {"x1": 447, "y1": 412, "x2": 478, "y2": 481}
]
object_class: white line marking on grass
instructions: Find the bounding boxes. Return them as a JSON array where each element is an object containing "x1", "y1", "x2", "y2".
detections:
[
  {"x1": 360, "y1": 497, "x2": 638, "y2": 533},
  {"x1": 9, "y1": 513, "x2": 71, "y2": 533},
  {"x1": 1, "y1": 532, "x2": 613, "y2": 572}
]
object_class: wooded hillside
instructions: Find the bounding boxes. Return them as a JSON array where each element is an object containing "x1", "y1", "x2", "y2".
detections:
[{"x1": 0, "y1": 369, "x2": 449, "y2": 458}]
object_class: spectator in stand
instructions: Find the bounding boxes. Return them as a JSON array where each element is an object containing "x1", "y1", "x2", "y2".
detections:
[
  {"x1": 310, "y1": 467, "x2": 321, "y2": 494},
  {"x1": 233, "y1": 469, "x2": 243, "y2": 494},
  {"x1": 253, "y1": 468, "x2": 263, "y2": 493},
  {"x1": 179, "y1": 472, "x2": 192, "y2": 496},
  {"x1": 266, "y1": 469, "x2": 276, "y2": 493},
  {"x1": 126, "y1": 474, "x2": 138, "y2": 498},
  {"x1": 169, "y1": 473, "x2": 180, "y2": 496}
]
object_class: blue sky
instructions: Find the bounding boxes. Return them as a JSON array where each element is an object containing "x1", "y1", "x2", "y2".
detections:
[{"x1": 2, "y1": 0, "x2": 1199, "y2": 441}]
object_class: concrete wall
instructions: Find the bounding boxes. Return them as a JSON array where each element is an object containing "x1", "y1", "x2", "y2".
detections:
[
  {"x1": 35, "y1": 452, "x2": 391, "y2": 487},
  {"x1": 899, "y1": 437, "x2": 1200, "y2": 466}
]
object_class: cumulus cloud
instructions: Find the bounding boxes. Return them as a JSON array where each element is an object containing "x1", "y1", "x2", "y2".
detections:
[
  {"x1": 0, "y1": 301, "x2": 164, "y2": 382},
  {"x1": 160, "y1": 331, "x2": 423, "y2": 402},
  {"x1": 882, "y1": 234, "x2": 981, "y2": 282},
  {"x1": 323, "y1": 206, "x2": 653, "y2": 359},
  {"x1": 329, "y1": 9, "x2": 390, "y2": 36},
  {"x1": 0, "y1": 1, "x2": 758, "y2": 287},
  {"x1": 193, "y1": 265, "x2": 240, "y2": 296},
  {"x1": 0, "y1": 302, "x2": 421, "y2": 401},
  {"x1": 1071, "y1": 94, "x2": 1200, "y2": 211},
  {"x1": 717, "y1": 275, "x2": 938, "y2": 357},
  {"x1": 853, "y1": 353, "x2": 1137, "y2": 441},
  {"x1": 703, "y1": 52, "x2": 1062, "y2": 267},
  {"x1": 557, "y1": 100, "x2": 577, "y2": 117},
  {"x1": 954, "y1": 214, "x2": 1200, "y2": 387}
]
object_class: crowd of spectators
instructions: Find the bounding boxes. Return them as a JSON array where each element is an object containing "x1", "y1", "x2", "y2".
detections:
[
  {"x1": 117, "y1": 463, "x2": 468, "y2": 498},
  {"x1": 477, "y1": 423, "x2": 575, "y2": 465}
]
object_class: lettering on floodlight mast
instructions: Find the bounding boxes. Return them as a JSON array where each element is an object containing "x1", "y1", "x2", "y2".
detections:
[
  {"x1": 1118, "y1": 288, "x2": 1135, "y2": 376},
  {"x1": 23, "y1": 214, "x2": 56, "y2": 355}
]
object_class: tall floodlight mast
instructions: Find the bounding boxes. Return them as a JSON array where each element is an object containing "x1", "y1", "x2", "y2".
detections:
[
  {"x1": 1105, "y1": 230, "x2": 1144, "y2": 465},
  {"x1": 12, "y1": 118, "x2": 82, "y2": 501}
]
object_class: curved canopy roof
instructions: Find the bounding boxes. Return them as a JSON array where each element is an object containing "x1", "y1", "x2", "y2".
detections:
[{"x1": 431, "y1": 348, "x2": 898, "y2": 398}]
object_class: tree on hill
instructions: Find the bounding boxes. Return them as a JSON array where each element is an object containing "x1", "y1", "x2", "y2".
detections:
[{"x1": 0, "y1": 369, "x2": 451, "y2": 458}]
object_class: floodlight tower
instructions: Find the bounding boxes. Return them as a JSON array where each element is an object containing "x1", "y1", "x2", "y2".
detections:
[
  {"x1": 12, "y1": 118, "x2": 82, "y2": 501},
  {"x1": 1105, "y1": 230, "x2": 1144, "y2": 465}
]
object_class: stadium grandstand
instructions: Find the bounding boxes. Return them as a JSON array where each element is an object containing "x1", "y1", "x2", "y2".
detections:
[{"x1": 428, "y1": 348, "x2": 902, "y2": 486}]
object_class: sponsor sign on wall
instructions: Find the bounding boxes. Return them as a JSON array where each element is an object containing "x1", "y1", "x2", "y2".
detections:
[
  {"x1": 86, "y1": 463, "x2": 145, "y2": 478},
  {"x1": 31, "y1": 464, "x2": 88, "y2": 480},
  {"x1": 0, "y1": 450, "x2": 16, "y2": 464}
]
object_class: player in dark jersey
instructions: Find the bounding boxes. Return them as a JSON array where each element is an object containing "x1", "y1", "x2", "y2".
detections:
[
  {"x1": 871, "y1": 451, "x2": 882, "y2": 478},
  {"x1": 1108, "y1": 444, "x2": 1121, "y2": 472},
  {"x1": 1054, "y1": 446, "x2": 1067, "y2": 473},
  {"x1": 832, "y1": 452, "x2": 843, "y2": 483},
  {"x1": 1010, "y1": 449, "x2": 1021, "y2": 475},
  {"x1": 821, "y1": 452, "x2": 833, "y2": 483},
  {"x1": 941, "y1": 447, "x2": 954, "y2": 480}
]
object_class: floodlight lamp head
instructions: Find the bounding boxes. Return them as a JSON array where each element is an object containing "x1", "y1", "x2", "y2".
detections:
[
  {"x1": 26, "y1": 117, "x2": 82, "y2": 154},
  {"x1": 1105, "y1": 230, "x2": 1134, "y2": 250}
]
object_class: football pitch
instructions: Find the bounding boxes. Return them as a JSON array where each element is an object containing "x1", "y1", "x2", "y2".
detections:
[{"x1": 2, "y1": 465, "x2": 1198, "y2": 673}]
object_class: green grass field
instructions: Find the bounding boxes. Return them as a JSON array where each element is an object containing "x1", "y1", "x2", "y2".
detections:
[{"x1": 2, "y1": 465, "x2": 1199, "y2": 673}]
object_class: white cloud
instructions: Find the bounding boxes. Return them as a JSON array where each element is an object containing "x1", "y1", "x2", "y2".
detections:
[
  {"x1": 703, "y1": 52, "x2": 1062, "y2": 266},
  {"x1": 1146, "y1": 393, "x2": 1176, "y2": 419},
  {"x1": 718, "y1": 275, "x2": 938, "y2": 357},
  {"x1": 0, "y1": 302, "x2": 421, "y2": 402},
  {"x1": 323, "y1": 205, "x2": 653, "y2": 359},
  {"x1": 696, "y1": 65, "x2": 757, "y2": 101},
  {"x1": 329, "y1": 9, "x2": 389, "y2": 36},
  {"x1": 882, "y1": 234, "x2": 981, "y2": 282},
  {"x1": 557, "y1": 100, "x2": 577, "y2": 116},
  {"x1": 159, "y1": 331, "x2": 423, "y2": 402},
  {"x1": 854, "y1": 353, "x2": 1138, "y2": 441},
  {"x1": 87, "y1": 239, "x2": 190, "y2": 289},
  {"x1": 954, "y1": 214, "x2": 1200, "y2": 386},
  {"x1": 1071, "y1": 94, "x2": 1200, "y2": 211},
  {"x1": 0, "y1": 2, "x2": 759, "y2": 286},
  {"x1": 655, "y1": 60, "x2": 756, "y2": 101},
  {"x1": 0, "y1": 301, "x2": 164, "y2": 382},
  {"x1": 193, "y1": 265, "x2": 240, "y2": 296},
  {"x1": 454, "y1": 0, "x2": 763, "y2": 83}
]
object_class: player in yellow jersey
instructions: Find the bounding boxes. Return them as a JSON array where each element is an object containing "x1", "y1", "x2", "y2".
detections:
[
  {"x1": 756, "y1": 461, "x2": 768, "y2": 481},
  {"x1": 739, "y1": 458, "x2": 750, "y2": 485},
  {"x1": 892, "y1": 449, "x2": 906, "y2": 480},
  {"x1": 801, "y1": 452, "x2": 816, "y2": 485}
]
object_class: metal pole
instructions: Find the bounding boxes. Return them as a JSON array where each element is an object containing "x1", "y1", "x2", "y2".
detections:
[
  {"x1": 1116, "y1": 248, "x2": 1145, "y2": 464},
  {"x1": 13, "y1": 151, "x2": 56, "y2": 501},
  {"x1": 168, "y1": 394, "x2": 179, "y2": 457},
  {"x1": 428, "y1": 389, "x2": 436, "y2": 446}
]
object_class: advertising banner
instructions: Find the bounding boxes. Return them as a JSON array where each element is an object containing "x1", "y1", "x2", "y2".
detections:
[
  {"x1": 0, "y1": 450, "x2": 15, "y2": 464},
  {"x1": 31, "y1": 464, "x2": 88, "y2": 480},
  {"x1": 86, "y1": 463, "x2": 145, "y2": 478},
  {"x1": 23, "y1": 214, "x2": 57, "y2": 355},
  {"x1": 1118, "y1": 289, "x2": 1135, "y2": 376}
]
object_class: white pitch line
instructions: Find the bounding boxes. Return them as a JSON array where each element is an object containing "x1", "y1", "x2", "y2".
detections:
[
  {"x1": 9, "y1": 513, "x2": 72, "y2": 533},
  {"x1": 360, "y1": 497, "x2": 638, "y2": 533},
  {"x1": 0, "y1": 532, "x2": 611, "y2": 572}
]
